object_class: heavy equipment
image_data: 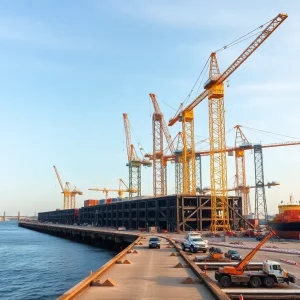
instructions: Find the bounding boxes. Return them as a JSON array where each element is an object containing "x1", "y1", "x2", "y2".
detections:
[
  {"x1": 215, "y1": 229, "x2": 296, "y2": 287},
  {"x1": 123, "y1": 113, "x2": 151, "y2": 198},
  {"x1": 53, "y1": 165, "x2": 82, "y2": 209},
  {"x1": 88, "y1": 179, "x2": 137, "y2": 199},
  {"x1": 149, "y1": 93, "x2": 175, "y2": 197},
  {"x1": 168, "y1": 13, "x2": 288, "y2": 232}
]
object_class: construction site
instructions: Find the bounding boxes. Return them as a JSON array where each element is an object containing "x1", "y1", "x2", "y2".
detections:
[{"x1": 38, "y1": 12, "x2": 300, "y2": 235}]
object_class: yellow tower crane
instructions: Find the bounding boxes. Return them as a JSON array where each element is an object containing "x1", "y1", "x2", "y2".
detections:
[
  {"x1": 89, "y1": 179, "x2": 137, "y2": 199},
  {"x1": 168, "y1": 13, "x2": 288, "y2": 232}
]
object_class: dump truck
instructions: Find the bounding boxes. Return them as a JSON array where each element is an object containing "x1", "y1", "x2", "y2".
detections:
[{"x1": 215, "y1": 229, "x2": 296, "y2": 288}]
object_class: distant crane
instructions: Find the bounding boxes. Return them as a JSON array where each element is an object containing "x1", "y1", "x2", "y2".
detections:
[
  {"x1": 53, "y1": 165, "x2": 82, "y2": 209},
  {"x1": 88, "y1": 179, "x2": 137, "y2": 199},
  {"x1": 123, "y1": 113, "x2": 151, "y2": 198}
]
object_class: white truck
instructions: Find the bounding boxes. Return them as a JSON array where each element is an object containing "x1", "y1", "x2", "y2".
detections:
[{"x1": 181, "y1": 232, "x2": 208, "y2": 253}]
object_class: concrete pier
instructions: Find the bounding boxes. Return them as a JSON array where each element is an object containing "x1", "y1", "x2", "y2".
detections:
[{"x1": 75, "y1": 236, "x2": 216, "y2": 300}]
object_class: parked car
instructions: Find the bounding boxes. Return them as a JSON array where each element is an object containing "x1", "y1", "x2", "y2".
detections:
[
  {"x1": 181, "y1": 233, "x2": 208, "y2": 253},
  {"x1": 149, "y1": 236, "x2": 161, "y2": 249},
  {"x1": 224, "y1": 249, "x2": 242, "y2": 260}
]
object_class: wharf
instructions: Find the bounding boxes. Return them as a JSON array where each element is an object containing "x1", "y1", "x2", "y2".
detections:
[
  {"x1": 74, "y1": 236, "x2": 216, "y2": 300},
  {"x1": 19, "y1": 222, "x2": 300, "y2": 300}
]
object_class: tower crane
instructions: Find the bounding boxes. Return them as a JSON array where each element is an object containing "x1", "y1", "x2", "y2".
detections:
[
  {"x1": 123, "y1": 113, "x2": 151, "y2": 198},
  {"x1": 89, "y1": 179, "x2": 137, "y2": 199},
  {"x1": 168, "y1": 13, "x2": 288, "y2": 232},
  {"x1": 53, "y1": 166, "x2": 82, "y2": 209},
  {"x1": 149, "y1": 93, "x2": 175, "y2": 196}
]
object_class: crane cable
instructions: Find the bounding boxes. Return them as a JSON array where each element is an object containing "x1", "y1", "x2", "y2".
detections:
[
  {"x1": 242, "y1": 126, "x2": 300, "y2": 141},
  {"x1": 214, "y1": 17, "x2": 274, "y2": 53}
]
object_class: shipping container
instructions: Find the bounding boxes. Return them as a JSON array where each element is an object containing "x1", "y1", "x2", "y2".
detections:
[
  {"x1": 84, "y1": 199, "x2": 99, "y2": 207},
  {"x1": 99, "y1": 199, "x2": 106, "y2": 205},
  {"x1": 112, "y1": 198, "x2": 119, "y2": 203},
  {"x1": 106, "y1": 198, "x2": 113, "y2": 203}
]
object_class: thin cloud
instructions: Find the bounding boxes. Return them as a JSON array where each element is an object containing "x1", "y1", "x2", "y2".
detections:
[
  {"x1": 0, "y1": 17, "x2": 99, "y2": 51},
  {"x1": 117, "y1": 0, "x2": 264, "y2": 30}
]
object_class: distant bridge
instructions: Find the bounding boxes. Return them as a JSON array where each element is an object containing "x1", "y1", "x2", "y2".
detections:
[{"x1": 0, "y1": 212, "x2": 37, "y2": 222}]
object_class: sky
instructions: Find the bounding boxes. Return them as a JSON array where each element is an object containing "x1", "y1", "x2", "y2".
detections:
[{"x1": 0, "y1": 0, "x2": 299, "y2": 216}]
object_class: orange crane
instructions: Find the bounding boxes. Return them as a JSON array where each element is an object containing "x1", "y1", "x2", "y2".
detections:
[
  {"x1": 53, "y1": 166, "x2": 82, "y2": 209},
  {"x1": 88, "y1": 179, "x2": 137, "y2": 199},
  {"x1": 168, "y1": 13, "x2": 288, "y2": 232},
  {"x1": 215, "y1": 229, "x2": 296, "y2": 287},
  {"x1": 149, "y1": 93, "x2": 175, "y2": 196},
  {"x1": 123, "y1": 113, "x2": 151, "y2": 198}
]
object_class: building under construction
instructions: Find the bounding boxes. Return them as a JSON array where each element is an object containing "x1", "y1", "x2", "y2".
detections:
[{"x1": 39, "y1": 194, "x2": 244, "y2": 232}]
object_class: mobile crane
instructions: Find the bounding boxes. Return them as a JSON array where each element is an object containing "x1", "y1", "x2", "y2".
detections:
[{"x1": 215, "y1": 229, "x2": 296, "y2": 288}]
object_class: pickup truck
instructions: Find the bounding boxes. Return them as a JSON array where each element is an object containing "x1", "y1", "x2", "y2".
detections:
[{"x1": 181, "y1": 233, "x2": 208, "y2": 253}]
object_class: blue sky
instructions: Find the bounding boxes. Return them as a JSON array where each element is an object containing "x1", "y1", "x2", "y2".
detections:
[{"x1": 1, "y1": 0, "x2": 299, "y2": 216}]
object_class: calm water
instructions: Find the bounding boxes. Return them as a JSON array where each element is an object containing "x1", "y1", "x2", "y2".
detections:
[{"x1": 0, "y1": 221, "x2": 116, "y2": 300}]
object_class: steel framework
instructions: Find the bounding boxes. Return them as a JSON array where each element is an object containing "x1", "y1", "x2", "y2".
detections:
[
  {"x1": 152, "y1": 110, "x2": 165, "y2": 196},
  {"x1": 207, "y1": 53, "x2": 230, "y2": 231},
  {"x1": 169, "y1": 13, "x2": 287, "y2": 231},
  {"x1": 196, "y1": 154, "x2": 202, "y2": 192},
  {"x1": 123, "y1": 113, "x2": 151, "y2": 198},
  {"x1": 234, "y1": 125, "x2": 250, "y2": 215},
  {"x1": 254, "y1": 145, "x2": 268, "y2": 222},
  {"x1": 181, "y1": 111, "x2": 196, "y2": 194}
]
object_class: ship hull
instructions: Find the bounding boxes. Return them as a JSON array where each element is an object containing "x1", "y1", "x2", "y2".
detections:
[{"x1": 270, "y1": 221, "x2": 300, "y2": 239}]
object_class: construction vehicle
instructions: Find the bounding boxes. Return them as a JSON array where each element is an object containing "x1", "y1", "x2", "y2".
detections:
[
  {"x1": 215, "y1": 229, "x2": 296, "y2": 288},
  {"x1": 195, "y1": 247, "x2": 242, "y2": 262}
]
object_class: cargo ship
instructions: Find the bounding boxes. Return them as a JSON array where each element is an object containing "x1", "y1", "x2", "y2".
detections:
[{"x1": 269, "y1": 195, "x2": 300, "y2": 239}]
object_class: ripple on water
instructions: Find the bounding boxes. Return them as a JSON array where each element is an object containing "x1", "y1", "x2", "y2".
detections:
[{"x1": 0, "y1": 221, "x2": 116, "y2": 300}]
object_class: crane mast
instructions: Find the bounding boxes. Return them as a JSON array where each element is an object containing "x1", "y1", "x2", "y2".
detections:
[
  {"x1": 234, "y1": 125, "x2": 250, "y2": 216},
  {"x1": 149, "y1": 93, "x2": 175, "y2": 196},
  {"x1": 168, "y1": 13, "x2": 288, "y2": 232}
]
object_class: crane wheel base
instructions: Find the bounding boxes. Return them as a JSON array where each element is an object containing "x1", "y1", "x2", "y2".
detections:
[{"x1": 220, "y1": 275, "x2": 232, "y2": 287}]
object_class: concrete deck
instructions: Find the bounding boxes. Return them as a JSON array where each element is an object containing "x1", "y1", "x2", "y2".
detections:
[{"x1": 76, "y1": 236, "x2": 215, "y2": 300}]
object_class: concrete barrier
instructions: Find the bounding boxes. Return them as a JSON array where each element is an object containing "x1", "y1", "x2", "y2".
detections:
[{"x1": 57, "y1": 235, "x2": 142, "y2": 300}]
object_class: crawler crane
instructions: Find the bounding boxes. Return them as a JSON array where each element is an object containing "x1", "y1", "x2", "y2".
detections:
[{"x1": 215, "y1": 229, "x2": 296, "y2": 288}]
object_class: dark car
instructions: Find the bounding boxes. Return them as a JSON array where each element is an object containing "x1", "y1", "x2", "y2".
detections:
[
  {"x1": 149, "y1": 236, "x2": 161, "y2": 249},
  {"x1": 225, "y1": 249, "x2": 242, "y2": 260}
]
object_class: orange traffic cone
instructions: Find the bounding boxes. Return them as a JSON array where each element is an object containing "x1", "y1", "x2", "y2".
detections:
[{"x1": 239, "y1": 294, "x2": 244, "y2": 300}]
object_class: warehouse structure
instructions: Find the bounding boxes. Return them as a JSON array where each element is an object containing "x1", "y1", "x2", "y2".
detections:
[{"x1": 39, "y1": 195, "x2": 243, "y2": 232}]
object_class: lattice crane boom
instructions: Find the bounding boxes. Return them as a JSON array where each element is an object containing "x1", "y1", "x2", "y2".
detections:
[
  {"x1": 150, "y1": 93, "x2": 175, "y2": 153},
  {"x1": 123, "y1": 113, "x2": 137, "y2": 162},
  {"x1": 53, "y1": 165, "x2": 71, "y2": 209},
  {"x1": 53, "y1": 165, "x2": 64, "y2": 192},
  {"x1": 169, "y1": 13, "x2": 288, "y2": 126}
]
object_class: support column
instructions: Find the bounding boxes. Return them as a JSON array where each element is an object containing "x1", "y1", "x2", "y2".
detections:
[{"x1": 254, "y1": 145, "x2": 268, "y2": 223}]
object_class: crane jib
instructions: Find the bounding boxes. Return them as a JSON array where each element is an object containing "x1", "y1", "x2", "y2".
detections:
[{"x1": 168, "y1": 13, "x2": 288, "y2": 127}]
